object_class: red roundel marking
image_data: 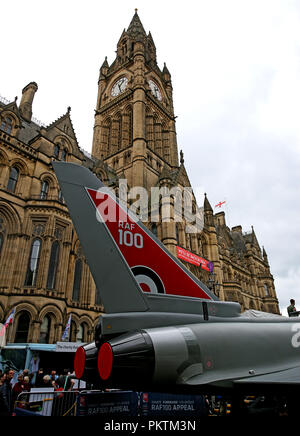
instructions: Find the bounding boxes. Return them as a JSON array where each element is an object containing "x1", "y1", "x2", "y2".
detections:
[
  {"x1": 74, "y1": 346, "x2": 85, "y2": 379},
  {"x1": 140, "y1": 283, "x2": 151, "y2": 293},
  {"x1": 98, "y1": 343, "x2": 113, "y2": 380}
]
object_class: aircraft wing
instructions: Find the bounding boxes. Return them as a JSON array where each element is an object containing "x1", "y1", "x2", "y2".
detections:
[
  {"x1": 179, "y1": 366, "x2": 300, "y2": 391},
  {"x1": 233, "y1": 366, "x2": 300, "y2": 386}
]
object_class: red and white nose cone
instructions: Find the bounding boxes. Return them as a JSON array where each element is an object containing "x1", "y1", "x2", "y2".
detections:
[
  {"x1": 98, "y1": 342, "x2": 113, "y2": 380},
  {"x1": 74, "y1": 346, "x2": 85, "y2": 379}
]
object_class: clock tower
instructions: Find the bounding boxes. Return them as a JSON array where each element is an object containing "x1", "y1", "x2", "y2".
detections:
[{"x1": 92, "y1": 10, "x2": 179, "y2": 189}]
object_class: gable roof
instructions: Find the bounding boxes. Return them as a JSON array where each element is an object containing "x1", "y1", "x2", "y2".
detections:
[{"x1": 45, "y1": 107, "x2": 78, "y2": 142}]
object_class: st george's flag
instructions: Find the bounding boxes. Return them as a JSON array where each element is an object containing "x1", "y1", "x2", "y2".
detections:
[{"x1": 0, "y1": 308, "x2": 15, "y2": 337}]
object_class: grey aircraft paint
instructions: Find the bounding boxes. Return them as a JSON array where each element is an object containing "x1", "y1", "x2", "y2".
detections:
[{"x1": 53, "y1": 161, "x2": 300, "y2": 392}]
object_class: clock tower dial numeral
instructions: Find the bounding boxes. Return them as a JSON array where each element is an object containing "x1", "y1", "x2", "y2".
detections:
[
  {"x1": 148, "y1": 79, "x2": 162, "y2": 101},
  {"x1": 111, "y1": 77, "x2": 129, "y2": 97}
]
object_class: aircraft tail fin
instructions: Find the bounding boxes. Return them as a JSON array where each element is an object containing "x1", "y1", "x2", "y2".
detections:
[
  {"x1": 53, "y1": 162, "x2": 149, "y2": 313},
  {"x1": 53, "y1": 162, "x2": 217, "y2": 314}
]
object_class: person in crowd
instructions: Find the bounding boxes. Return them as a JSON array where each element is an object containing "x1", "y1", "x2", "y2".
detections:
[
  {"x1": 0, "y1": 372, "x2": 6, "y2": 387},
  {"x1": 35, "y1": 368, "x2": 44, "y2": 387},
  {"x1": 23, "y1": 376, "x2": 31, "y2": 391},
  {"x1": 42, "y1": 374, "x2": 52, "y2": 388},
  {"x1": 22, "y1": 369, "x2": 29, "y2": 378},
  {"x1": 12, "y1": 374, "x2": 30, "y2": 406},
  {"x1": 50, "y1": 370, "x2": 58, "y2": 383},
  {"x1": 0, "y1": 369, "x2": 14, "y2": 416}
]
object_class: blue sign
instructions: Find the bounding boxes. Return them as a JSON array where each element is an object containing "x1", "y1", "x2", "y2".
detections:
[
  {"x1": 76, "y1": 391, "x2": 139, "y2": 416},
  {"x1": 140, "y1": 392, "x2": 208, "y2": 417}
]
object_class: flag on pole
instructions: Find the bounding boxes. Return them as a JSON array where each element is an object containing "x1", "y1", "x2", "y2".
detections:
[
  {"x1": 0, "y1": 308, "x2": 15, "y2": 337},
  {"x1": 61, "y1": 314, "x2": 71, "y2": 341},
  {"x1": 215, "y1": 200, "x2": 226, "y2": 208}
]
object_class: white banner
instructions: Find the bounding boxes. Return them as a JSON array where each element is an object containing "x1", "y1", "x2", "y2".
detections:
[{"x1": 56, "y1": 342, "x2": 84, "y2": 353}]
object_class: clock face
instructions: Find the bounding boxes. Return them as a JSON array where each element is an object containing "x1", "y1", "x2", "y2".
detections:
[
  {"x1": 148, "y1": 79, "x2": 162, "y2": 101},
  {"x1": 111, "y1": 77, "x2": 128, "y2": 97}
]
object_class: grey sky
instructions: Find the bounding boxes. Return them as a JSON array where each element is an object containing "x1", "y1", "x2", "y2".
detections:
[{"x1": 1, "y1": 0, "x2": 299, "y2": 315}]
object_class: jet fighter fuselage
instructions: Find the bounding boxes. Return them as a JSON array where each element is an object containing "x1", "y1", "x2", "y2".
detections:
[{"x1": 53, "y1": 162, "x2": 300, "y2": 395}]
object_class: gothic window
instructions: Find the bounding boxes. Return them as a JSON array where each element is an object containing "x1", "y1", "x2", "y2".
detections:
[
  {"x1": 39, "y1": 315, "x2": 51, "y2": 344},
  {"x1": 264, "y1": 284, "x2": 269, "y2": 296},
  {"x1": 40, "y1": 180, "x2": 49, "y2": 200},
  {"x1": 76, "y1": 324, "x2": 83, "y2": 342},
  {"x1": 0, "y1": 116, "x2": 13, "y2": 134},
  {"x1": 146, "y1": 114, "x2": 154, "y2": 150},
  {"x1": 15, "y1": 312, "x2": 30, "y2": 343},
  {"x1": 197, "y1": 237, "x2": 202, "y2": 252},
  {"x1": 53, "y1": 144, "x2": 60, "y2": 159},
  {"x1": 72, "y1": 258, "x2": 82, "y2": 301},
  {"x1": 7, "y1": 166, "x2": 19, "y2": 192},
  {"x1": 122, "y1": 39, "x2": 127, "y2": 55},
  {"x1": 61, "y1": 149, "x2": 67, "y2": 161},
  {"x1": 46, "y1": 241, "x2": 60, "y2": 289},
  {"x1": 76, "y1": 323, "x2": 87, "y2": 343},
  {"x1": 58, "y1": 189, "x2": 64, "y2": 203},
  {"x1": 70, "y1": 321, "x2": 76, "y2": 342},
  {"x1": 188, "y1": 234, "x2": 193, "y2": 251},
  {"x1": 176, "y1": 224, "x2": 180, "y2": 244},
  {"x1": 25, "y1": 238, "x2": 42, "y2": 286}
]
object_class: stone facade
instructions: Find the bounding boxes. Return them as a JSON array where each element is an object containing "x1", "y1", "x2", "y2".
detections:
[{"x1": 0, "y1": 11, "x2": 279, "y2": 345}]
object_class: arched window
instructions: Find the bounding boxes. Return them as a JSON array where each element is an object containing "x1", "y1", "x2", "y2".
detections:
[
  {"x1": 0, "y1": 116, "x2": 13, "y2": 134},
  {"x1": 53, "y1": 144, "x2": 60, "y2": 159},
  {"x1": 46, "y1": 241, "x2": 60, "y2": 289},
  {"x1": 72, "y1": 259, "x2": 82, "y2": 301},
  {"x1": 15, "y1": 312, "x2": 30, "y2": 343},
  {"x1": 0, "y1": 233, "x2": 3, "y2": 256},
  {"x1": 25, "y1": 238, "x2": 42, "y2": 286},
  {"x1": 61, "y1": 149, "x2": 67, "y2": 161},
  {"x1": 58, "y1": 190, "x2": 64, "y2": 203},
  {"x1": 40, "y1": 180, "x2": 49, "y2": 200},
  {"x1": 176, "y1": 224, "x2": 180, "y2": 243},
  {"x1": 188, "y1": 234, "x2": 193, "y2": 251},
  {"x1": 264, "y1": 284, "x2": 269, "y2": 296},
  {"x1": 76, "y1": 324, "x2": 84, "y2": 342},
  {"x1": 7, "y1": 166, "x2": 19, "y2": 193},
  {"x1": 39, "y1": 315, "x2": 51, "y2": 343},
  {"x1": 70, "y1": 321, "x2": 76, "y2": 342}
]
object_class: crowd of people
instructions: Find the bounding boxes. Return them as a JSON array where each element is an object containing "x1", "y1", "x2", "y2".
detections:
[{"x1": 0, "y1": 367, "x2": 75, "y2": 416}]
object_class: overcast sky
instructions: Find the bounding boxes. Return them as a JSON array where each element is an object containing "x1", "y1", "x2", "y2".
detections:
[{"x1": 1, "y1": 0, "x2": 299, "y2": 315}]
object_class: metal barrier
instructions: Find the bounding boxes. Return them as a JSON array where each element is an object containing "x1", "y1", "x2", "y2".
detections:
[{"x1": 14, "y1": 390, "x2": 78, "y2": 416}]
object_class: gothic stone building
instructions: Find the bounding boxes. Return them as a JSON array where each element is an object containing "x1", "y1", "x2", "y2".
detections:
[{"x1": 0, "y1": 11, "x2": 279, "y2": 346}]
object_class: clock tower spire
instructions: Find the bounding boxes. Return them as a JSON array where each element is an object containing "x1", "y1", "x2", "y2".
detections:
[{"x1": 92, "y1": 10, "x2": 179, "y2": 189}]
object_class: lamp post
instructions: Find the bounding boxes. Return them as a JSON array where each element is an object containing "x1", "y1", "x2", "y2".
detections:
[{"x1": 207, "y1": 272, "x2": 220, "y2": 298}]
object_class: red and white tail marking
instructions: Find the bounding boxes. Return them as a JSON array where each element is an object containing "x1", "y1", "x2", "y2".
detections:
[{"x1": 87, "y1": 188, "x2": 212, "y2": 300}]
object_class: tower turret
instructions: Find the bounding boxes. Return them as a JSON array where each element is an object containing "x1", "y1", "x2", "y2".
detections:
[{"x1": 19, "y1": 82, "x2": 38, "y2": 122}]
